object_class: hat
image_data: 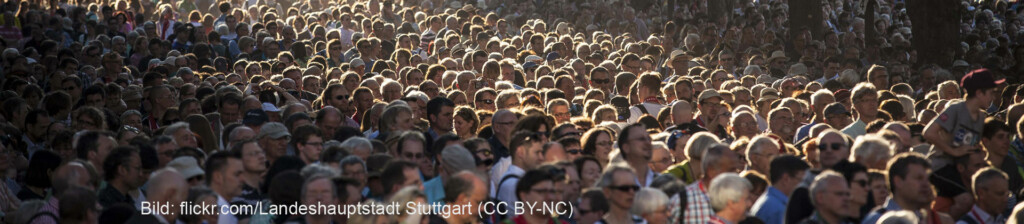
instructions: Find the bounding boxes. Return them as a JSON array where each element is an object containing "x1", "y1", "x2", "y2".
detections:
[
  {"x1": 523, "y1": 61, "x2": 539, "y2": 70},
  {"x1": 788, "y1": 63, "x2": 808, "y2": 77},
  {"x1": 243, "y1": 109, "x2": 269, "y2": 126},
  {"x1": 823, "y1": 102, "x2": 851, "y2": 116},
  {"x1": 756, "y1": 74, "x2": 777, "y2": 84},
  {"x1": 258, "y1": 122, "x2": 291, "y2": 139},
  {"x1": 167, "y1": 157, "x2": 204, "y2": 179},
  {"x1": 525, "y1": 55, "x2": 544, "y2": 63},
  {"x1": 610, "y1": 96, "x2": 631, "y2": 121},
  {"x1": 767, "y1": 50, "x2": 788, "y2": 62},
  {"x1": 960, "y1": 68, "x2": 1005, "y2": 94},
  {"x1": 488, "y1": 52, "x2": 503, "y2": 60},
  {"x1": 669, "y1": 50, "x2": 687, "y2": 59},
  {"x1": 698, "y1": 89, "x2": 723, "y2": 103},
  {"x1": 834, "y1": 89, "x2": 851, "y2": 101},
  {"x1": 262, "y1": 102, "x2": 280, "y2": 112},
  {"x1": 546, "y1": 52, "x2": 560, "y2": 61},
  {"x1": 350, "y1": 58, "x2": 365, "y2": 68},
  {"x1": 953, "y1": 60, "x2": 969, "y2": 68},
  {"x1": 760, "y1": 88, "x2": 781, "y2": 100},
  {"x1": 123, "y1": 88, "x2": 143, "y2": 101}
]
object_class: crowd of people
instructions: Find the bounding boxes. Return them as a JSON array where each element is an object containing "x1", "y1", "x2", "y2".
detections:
[{"x1": 0, "y1": 0, "x2": 1024, "y2": 223}]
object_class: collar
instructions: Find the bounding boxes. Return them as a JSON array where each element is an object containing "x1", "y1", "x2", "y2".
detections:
[
  {"x1": 765, "y1": 186, "x2": 789, "y2": 205},
  {"x1": 153, "y1": 213, "x2": 171, "y2": 224},
  {"x1": 969, "y1": 205, "x2": 994, "y2": 223},
  {"x1": 216, "y1": 194, "x2": 230, "y2": 207},
  {"x1": 643, "y1": 96, "x2": 660, "y2": 104},
  {"x1": 634, "y1": 168, "x2": 656, "y2": 187}
]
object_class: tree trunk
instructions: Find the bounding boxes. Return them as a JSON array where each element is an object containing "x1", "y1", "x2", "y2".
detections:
[{"x1": 906, "y1": 0, "x2": 960, "y2": 67}]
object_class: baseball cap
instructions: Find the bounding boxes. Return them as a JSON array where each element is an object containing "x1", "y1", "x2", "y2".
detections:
[
  {"x1": 823, "y1": 102, "x2": 851, "y2": 116},
  {"x1": 960, "y1": 68, "x2": 1004, "y2": 94},
  {"x1": 833, "y1": 89, "x2": 851, "y2": 101},
  {"x1": 350, "y1": 58, "x2": 365, "y2": 68},
  {"x1": 243, "y1": 109, "x2": 269, "y2": 126},
  {"x1": 523, "y1": 61, "x2": 539, "y2": 71},
  {"x1": 258, "y1": 122, "x2": 291, "y2": 139},
  {"x1": 546, "y1": 52, "x2": 560, "y2": 61},
  {"x1": 698, "y1": 89, "x2": 723, "y2": 103},
  {"x1": 525, "y1": 55, "x2": 543, "y2": 63}
]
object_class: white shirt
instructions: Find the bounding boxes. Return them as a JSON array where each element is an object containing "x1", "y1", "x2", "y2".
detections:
[
  {"x1": 496, "y1": 165, "x2": 525, "y2": 206},
  {"x1": 217, "y1": 195, "x2": 237, "y2": 224},
  {"x1": 627, "y1": 102, "x2": 665, "y2": 123}
]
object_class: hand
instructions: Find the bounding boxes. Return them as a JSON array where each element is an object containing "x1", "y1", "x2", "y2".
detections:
[{"x1": 945, "y1": 145, "x2": 973, "y2": 157}]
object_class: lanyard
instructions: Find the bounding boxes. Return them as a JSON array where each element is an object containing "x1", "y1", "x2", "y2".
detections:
[
  {"x1": 971, "y1": 210, "x2": 986, "y2": 224},
  {"x1": 643, "y1": 96, "x2": 660, "y2": 104}
]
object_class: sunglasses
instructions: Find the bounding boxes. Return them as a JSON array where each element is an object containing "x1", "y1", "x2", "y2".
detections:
[
  {"x1": 335, "y1": 95, "x2": 350, "y2": 100},
  {"x1": 592, "y1": 79, "x2": 610, "y2": 84},
  {"x1": 609, "y1": 184, "x2": 640, "y2": 192},
  {"x1": 817, "y1": 142, "x2": 845, "y2": 151}
]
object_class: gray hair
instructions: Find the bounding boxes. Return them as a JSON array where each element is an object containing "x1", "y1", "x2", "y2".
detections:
[
  {"x1": 594, "y1": 165, "x2": 635, "y2": 188},
  {"x1": 708, "y1": 173, "x2": 751, "y2": 212},
  {"x1": 808, "y1": 171, "x2": 845, "y2": 207},
  {"x1": 878, "y1": 210, "x2": 919, "y2": 224},
  {"x1": 811, "y1": 89, "x2": 835, "y2": 106},
  {"x1": 300, "y1": 173, "x2": 337, "y2": 201},
  {"x1": 686, "y1": 132, "x2": 721, "y2": 161},
  {"x1": 340, "y1": 137, "x2": 373, "y2": 154},
  {"x1": 121, "y1": 110, "x2": 142, "y2": 121},
  {"x1": 440, "y1": 144, "x2": 477, "y2": 175},
  {"x1": 406, "y1": 91, "x2": 428, "y2": 103},
  {"x1": 848, "y1": 135, "x2": 893, "y2": 165},
  {"x1": 164, "y1": 122, "x2": 191, "y2": 138},
  {"x1": 631, "y1": 187, "x2": 670, "y2": 216},
  {"x1": 972, "y1": 167, "x2": 1008, "y2": 195},
  {"x1": 339, "y1": 155, "x2": 366, "y2": 172},
  {"x1": 746, "y1": 135, "x2": 780, "y2": 161},
  {"x1": 300, "y1": 163, "x2": 339, "y2": 179},
  {"x1": 700, "y1": 143, "x2": 732, "y2": 172}
]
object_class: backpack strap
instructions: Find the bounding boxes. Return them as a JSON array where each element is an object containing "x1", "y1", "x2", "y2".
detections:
[
  {"x1": 635, "y1": 104, "x2": 650, "y2": 115},
  {"x1": 495, "y1": 174, "x2": 521, "y2": 201},
  {"x1": 27, "y1": 211, "x2": 59, "y2": 223}
]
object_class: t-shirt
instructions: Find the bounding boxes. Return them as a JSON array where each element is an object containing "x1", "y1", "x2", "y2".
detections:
[{"x1": 928, "y1": 101, "x2": 985, "y2": 169}]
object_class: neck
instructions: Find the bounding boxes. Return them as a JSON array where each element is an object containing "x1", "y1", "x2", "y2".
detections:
[
  {"x1": 606, "y1": 205, "x2": 631, "y2": 222},
  {"x1": 813, "y1": 114, "x2": 824, "y2": 123},
  {"x1": 629, "y1": 159, "x2": 648, "y2": 182},
  {"x1": 858, "y1": 113, "x2": 875, "y2": 122},
  {"x1": 242, "y1": 171, "x2": 261, "y2": 188},
  {"x1": 431, "y1": 126, "x2": 450, "y2": 136},
  {"x1": 776, "y1": 184, "x2": 794, "y2": 198},
  {"x1": 819, "y1": 209, "x2": 843, "y2": 224},
  {"x1": 894, "y1": 195, "x2": 922, "y2": 211},
  {"x1": 987, "y1": 152, "x2": 1006, "y2": 167},
  {"x1": 691, "y1": 160, "x2": 703, "y2": 178},
  {"x1": 111, "y1": 180, "x2": 132, "y2": 194}
]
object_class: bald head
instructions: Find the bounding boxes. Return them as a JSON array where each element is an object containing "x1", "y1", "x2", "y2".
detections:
[
  {"x1": 672, "y1": 101, "x2": 693, "y2": 125},
  {"x1": 52, "y1": 162, "x2": 92, "y2": 195},
  {"x1": 146, "y1": 168, "x2": 188, "y2": 221}
]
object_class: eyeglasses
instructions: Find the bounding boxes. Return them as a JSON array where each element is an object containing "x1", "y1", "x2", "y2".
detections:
[
  {"x1": 121, "y1": 125, "x2": 140, "y2": 134},
  {"x1": 477, "y1": 99, "x2": 494, "y2": 104},
  {"x1": 592, "y1": 79, "x2": 610, "y2": 84},
  {"x1": 403, "y1": 152, "x2": 425, "y2": 159},
  {"x1": 335, "y1": 95, "x2": 350, "y2": 100},
  {"x1": 475, "y1": 149, "x2": 492, "y2": 157},
  {"x1": 566, "y1": 149, "x2": 582, "y2": 155},
  {"x1": 609, "y1": 184, "x2": 640, "y2": 192},
  {"x1": 817, "y1": 142, "x2": 845, "y2": 151}
]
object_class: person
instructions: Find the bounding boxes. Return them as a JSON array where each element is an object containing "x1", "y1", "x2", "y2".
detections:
[
  {"x1": 841, "y1": 83, "x2": 879, "y2": 139},
  {"x1": 291, "y1": 124, "x2": 324, "y2": 164},
  {"x1": 229, "y1": 139, "x2": 266, "y2": 207},
  {"x1": 632, "y1": 187, "x2": 671, "y2": 224},
  {"x1": 596, "y1": 166, "x2": 644, "y2": 224},
  {"x1": 577, "y1": 188, "x2": 610, "y2": 224},
  {"x1": 422, "y1": 144, "x2": 476, "y2": 204},
  {"x1": 290, "y1": 174, "x2": 338, "y2": 224},
  {"x1": 126, "y1": 168, "x2": 188, "y2": 224},
  {"x1": 957, "y1": 168, "x2": 1010, "y2": 224},
  {"x1": 708, "y1": 173, "x2": 753, "y2": 224},
  {"x1": 433, "y1": 171, "x2": 487, "y2": 224},
  {"x1": 752, "y1": 155, "x2": 810, "y2": 224},
  {"x1": 496, "y1": 131, "x2": 545, "y2": 205},
  {"x1": 75, "y1": 131, "x2": 117, "y2": 177},
  {"x1": 205, "y1": 151, "x2": 245, "y2": 224},
  {"x1": 801, "y1": 171, "x2": 853, "y2": 224},
  {"x1": 628, "y1": 74, "x2": 665, "y2": 123},
  {"x1": 745, "y1": 135, "x2": 781, "y2": 175},
  {"x1": 426, "y1": 97, "x2": 456, "y2": 140},
  {"x1": 506, "y1": 167, "x2": 568, "y2": 224},
  {"x1": 861, "y1": 153, "x2": 945, "y2": 224},
  {"x1": 684, "y1": 143, "x2": 742, "y2": 224},
  {"x1": 619, "y1": 123, "x2": 657, "y2": 187},
  {"x1": 380, "y1": 160, "x2": 421, "y2": 200},
  {"x1": 98, "y1": 146, "x2": 146, "y2": 211},
  {"x1": 59, "y1": 186, "x2": 101, "y2": 224},
  {"x1": 258, "y1": 122, "x2": 292, "y2": 166},
  {"x1": 925, "y1": 69, "x2": 1002, "y2": 169}
]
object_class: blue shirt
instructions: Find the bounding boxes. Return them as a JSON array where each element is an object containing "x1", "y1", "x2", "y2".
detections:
[
  {"x1": 752, "y1": 186, "x2": 788, "y2": 224},
  {"x1": 861, "y1": 197, "x2": 915, "y2": 224},
  {"x1": 422, "y1": 176, "x2": 445, "y2": 204},
  {"x1": 794, "y1": 121, "x2": 818, "y2": 143}
]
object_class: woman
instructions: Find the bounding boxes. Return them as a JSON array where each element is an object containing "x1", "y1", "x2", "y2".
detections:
[
  {"x1": 664, "y1": 132, "x2": 720, "y2": 184},
  {"x1": 513, "y1": 114, "x2": 554, "y2": 143},
  {"x1": 447, "y1": 90, "x2": 468, "y2": 106},
  {"x1": 452, "y1": 106, "x2": 479, "y2": 140},
  {"x1": 574, "y1": 156, "x2": 602, "y2": 189},
  {"x1": 581, "y1": 127, "x2": 615, "y2": 168},
  {"x1": 17, "y1": 150, "x2": 61, "y2": 201}
]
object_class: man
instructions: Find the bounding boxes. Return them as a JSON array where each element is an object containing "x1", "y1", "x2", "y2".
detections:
[
  {"x1": 127, "y1": 168, "x2": 187, "y2": 224},
  {"x1": 229, "y1": 140, "x2": 266, "y2": 207},
  {"x1": 426, "y1": 97, "x2": 456, "y2": 140},
  {"x1": 804, "y1": 171, "x2": 852, "y2": 224},
  {"x1": 730, "y1": 111, "x2": 759, "y2": 140},
  {"x1": 619, "y1": 123, "x2": 656, "y2": 187},
  {"x1": 380, "y1": 160, "x2": 421, "y2": 200},
  {"x1": 423, "y1": 144, "x2": 476, "y2": 204},
  {"x1": 957, "y1": 168, "x2": 1010, "y2": 224},
  {"x1": 980, "y1": 119, "x2": 1024, "y2": 192},
  {"x1": 930, "y1": 150, "x2": 988, "y2": 219},
  {"x1": 746, "y1": 135, "x2": 781, "y2": 174},
  {"x1": 589, "y1": 67, "x2": 614, "y2": 97},
  {"x1": 620, "y1": 53, "x2": 642, "y2": 74},
  {"x1": 817, "y1": 130, "x2": 851, "y2": 169},
  {"x1": 217, "y1": 94, "x2": 244, "y2": 132},
  {"x1": 822, "y1": 103, "x2": 853, "y2": 131},
  {"x1": 292, "y1": 125, "x2": 324, "y2": 164},
  {"x1": 396, "y1": 132, "x2": 431, "y2": 180},
  {"x1": 861, "y1": 153, "x2": 936, "y2": 224},
  {"x1": 297, "y1": 174, "x2": 338, "y2": 224},
  {"x1": 496, "y1": 131, "x2": 545, "y2": 205},
  {"x1": 144, "y1": 85, "x2": 176, "y2": 130},
  {"x1": 752, "y1": 155, "x2": 810, "y2": 224},
  {"x1": 627, "y1": 73, "x2": 665, "y2": 123},
  {"x1": 925, "y1": 69, "x2": 1002, "y2": 169},
  {"x1": 164, "y1": 122, "x2": 197, "y2": 148},
  {"x1": 258, "y1": 122, "x2": 291, "y2": 166},
  {"x1": 684, "y1": 143, "x2": 743, "y2": 224},
  {"x1": 74, "y1": 130, "x2": 116, "y2": 179},
  {"x1": 98, "y1": 147, "x2": 146, "y2": 210},
  {"x1": 841, "y1": 83, "x2": 879, "y2": 139},
  {"x1": 506, "y1": 167, "x2": 564, "y2": 224},
  {"x1": 795, "y1": 90, "x2": 836, "y2": 142},
  {"x1": 489, "y1": 110, "x2": 518, "y2": 159},
  {"x1": 867, "y1": 65, "x2": 890, "y2": 91},
  {"x1": 597, "y1": 166, "x2": 643, "y2": 224},
  {"x1": 768, "y1": 107, "x2": 796, "y2": 142},
  {"x1": 316, "y1": 107, "x2": 342, "y2": 139},
  {"x1": 577, "y1": 188, "x2": 610, "y2": 224},
  {"x1": 548, "y1": 99, "x2": 573, "y2": 124},
  {"x1": 435, "y1": 171, "x2": 487, "y2": 224},
  {"x1": 22, "y1": 109, "x2": 50, "y2": 156},
  {"x1": 709, "y1": 173, "x2": 753, "y2": 224},
  {"x1": 696, "y1": 89, "x2": 724, "y2": 129},
  {"x1": 205, "y1": 151, "x2": 244, "y2": 224},
  {"x1": 671, "y1": 100, "x2": 695, "y2": 127}
]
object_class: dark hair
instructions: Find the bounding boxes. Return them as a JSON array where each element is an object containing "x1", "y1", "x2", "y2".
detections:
[
  {"x1": 886, "y1": 152, "x2": 931, "y2": 193},
  {"x1": 515, "y1": 167, "x2": 556, "y2": 201},
  {"x1": 59, "y1": 186, "x2": 98, "y2": 222},
  {"x1": 983, "y1": 117, "x2": 1012, "y2": 139},
  {"x1": 291, "y1": 124, "x2": 323, "y2": 151},
  {"x1": 204, "y1": 151, "x2": 241, "y2": 185},
  {"x1": 616, "y1": 123, "x2": 647, "y2": 158},
  {"x1": 24, "y1": 150, "x2": 62, "y2": 188},
  {"x1": 443, "y1": 172, "x2": 476, "y2": 203},
  {"x1": 262, "y1": 156, "x2": 306, "y2": 192},
  {"x1": 332, "y1": 177, "x2": 362, "y2": 203},
  {"x1": 268, "y1": 170, "x2": 303, "y2": 206},
  {"x1": 75, "y1": 130, "x2": 114, "y2": 160},
  {"x1": 580, "y1": 188, "x2": 610, "y2": 213},
  {"x1": 395, "y1": 131, "x2": 426, "y2": 155},
  {"x1": 426, "y1": 96, "x2": 455, "y2": 123},
  {"x1": 380, "y1": 159, "x2": 418, "y2": 195},
  {"x1": 581, "y1": 127, "x2": 613, "y2": 156},
  {"x1": 102, "y1": 146, "x2": 139, "y2": 181},
  {"x1": 768, "y1": 155, "x2": 809, "y2": 184}
]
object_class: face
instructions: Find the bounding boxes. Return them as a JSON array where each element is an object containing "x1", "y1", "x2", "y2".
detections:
[
  {"x1": 624, "y1": 128, "x2": 653, "y2": 162},
  {"x1": 400, "y1": 139, "x2": 430, "y2": 172},
  {"x1": 733, "y1": 114, "x2": 757, "y2": 139},
  {"x1": 123, "y1": 154, "x2": 146, "y2": 188},
  {"x1": 817, "y1": 133, "x2": 849, "y2": 168},
  {"x1": 551, "y1": 105, "x2": 570, "y2": 124},
  {"x1": 476, "y1": 93, "x2": 496, "y2": 111},
  {"x1": 769, "y1": 110, "x2": 795, "y2": 138},
  {"x1": 849, "y1": 172, "x2": 869, "y2": 206},
  {"x1": 816, "y1": 178, "x2": 851, "y2": 217},
  {"x1": 854, "y1": 93, "x2": 879, "y2": 118},
  {"x1": 395, "y1": 111, "x2": 414, "y2": 132},
  {"x1": 577, "y1": 197, "x2": 603, "y2": 224},
  {"x1": 218, "y1": 158, "x2": 245, "y2": 198},
  {"x1": 298, "y1": 135, "x2": 324, "y2": 163},
  {"x1": 976, "y1": 177, "x2": 1010, "y2": 214},
  {"x1": 649, "y1": 147, "x2": 672, "y2": 173},
  {"x1": 342, "y1": 163, "x2": 367, "y2": 187},
  {"x1": 604, "y1": 171, "x2": 639, "y2": 209},
  {"x1": 304, "y1": 178, "x2": 337, "y2": 206},
  {"x1": 869, "y1": 178, "x2": 888, "y2": 207},
  {"x1": 825, "y1": 112, "x2": 853, "y2": 130},
  {"x1": 591, "y1": 71, "x2": 613, "y2": 93},
  {"x1": 492, "y1": 113, "x2": 518, "y2": 138},
  {"x1": 894, "y1": 164, "x2": 932, "y2": 207},
  {"x1": 453, "y1": 116, "x2": 474, "y2": 138},
  {"x1": 594, "y1": 133, "x2": 613, "y2": 165},
  {"x1": 431, "y1": 106, "x2": 454, "y2": 132},
  {"x1": 581, "y1": 160, "x2": 601, "y2": 188},
  {"x1": 173, "y1": 128, "x2": 198, "y2": 148},
  {"x1": 220, "y1": 104, "x2": 241, "y2": 124}
]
